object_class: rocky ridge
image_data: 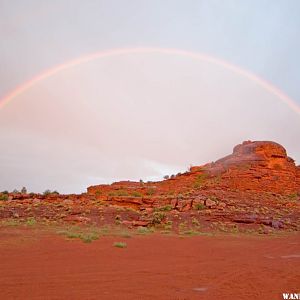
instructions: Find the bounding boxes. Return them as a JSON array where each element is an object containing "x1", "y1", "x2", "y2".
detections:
[
  {"x1": 0, "y1": 141, "x2": 299, "y2": 234},
  {"x1": 87, "y1": 141, "x2": 300, "y2": 209}
]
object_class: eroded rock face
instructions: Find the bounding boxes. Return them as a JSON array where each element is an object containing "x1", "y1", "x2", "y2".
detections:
[
  {"x1": 212, "y1": 141, "x2": 290, "y2": 170},
  {"x1": 86, "y1": 141, "x2": 299, "y2": 210},
  {"x1": 205, "y1": 141, "x2": 299, "y2": 194}
]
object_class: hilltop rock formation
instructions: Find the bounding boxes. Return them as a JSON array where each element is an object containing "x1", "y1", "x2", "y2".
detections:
[
  {"x1": 203, "y1": 141, "x2": 300, "y2": 194},
  {"x1": 88, "y1": 141, "x2": 300, "y2": 202}
]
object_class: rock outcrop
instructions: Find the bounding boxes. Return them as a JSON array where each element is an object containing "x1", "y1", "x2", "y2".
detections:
[
  {"x1": 1, "y1": 141, "x2": 299, "y2": 234},
  {"x1": 204, "y1": 141, "x2": 300, "y2": 194},
  {"x1": 88, "y1": 141, "x2": 300, "y2": 201}
]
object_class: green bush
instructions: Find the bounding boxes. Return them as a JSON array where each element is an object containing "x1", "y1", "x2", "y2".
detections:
[
  {"x1": 156, "y1": 205, "x2": 172, "y2": 212},
  {"x1": 115, "y1": 190, "x2": 129, "y2": 197},
  {"x1": 288, "y1": 193, "x2": 298, "y2": 201},
  {"x1": 193, "y1": 173, "x2": 208, "y2": 189},
  {"x1": 192, "y1": 217, "x2": 200, "y2": 226},
  {"x1": 136, "y1": 226, "x2": 152, "y2": 235},
  {"x1": 151, "y1": 212, "x2": 166, "y2": 224},
  {"x1": 131, "y1": 191, "x2": 142, "y2": 197},
  {"x1": 195, "y1": 203, "x2": 205, "y2": 210},
  {"x1": 113, "y1": 242, "x2": 127, "y2": 248},
  {"x1": 25, "y1": 217, "x2": 37, "y2": 226},
  {"x1": 80, "y1": 233, "x2": 99, "y2": 243},
  {"x1": 43, "y1": 189, "x2": 51, "y2": 195},
  {"x1": 21, "y1": 187, "x2": 27, "y2": 194},
  {"x1": 146, "y1": 188, "x2": 155, "y2": 196},
  {"x1": 0, "y1": 193, "x2": 8, "y2": 201},
  {"x1": 59, "y1": 228, "x2": 100, "y2": 243}
]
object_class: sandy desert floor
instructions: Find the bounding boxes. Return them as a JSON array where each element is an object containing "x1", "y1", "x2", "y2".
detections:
[{"x1": 0, "y1": 227, "x2": 299, "y2": 300}]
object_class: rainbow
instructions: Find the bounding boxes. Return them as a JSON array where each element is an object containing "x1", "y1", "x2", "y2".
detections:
[{"x1": 1, "y1": 47, "x2": 300, "y2": 115}]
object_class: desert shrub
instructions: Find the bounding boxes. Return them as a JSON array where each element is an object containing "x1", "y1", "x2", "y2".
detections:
[
  {"x1": 195, "y1": 203, "x2": 205, "y2": 210},
  {"x1": 164, "y1": 220, "x2": 173, "y2": 230},
  {"x1": 193, "y1": 173, "x2": 208, "y2": 189},
  {"x1": 131, "y1": 191, "x2": 142, "y2": 197},
  {"x1": 288, "y1": 193, "x2": 298, "y2": 201},
  {"x1": 1, "y1": 219, "x2": 21, "y2": 226},
  {"x1": 113, "y1": 242, "x2": 127, "y2": 248},
  {"x1": 1, "y1": 190, "x2": 8, "y2": 194},
  {"x1": 178, "y1": 222, "x2": 187, "y2": 233},
  {"x1": 137, "y1": 226, "x2": 152, "y2": 235},
  {"x1": 65, "y1": 231, "x2": 81, "y2": 239},
  {"x1": 164, "y1": 175, "x2": 170, "y2": 180},
  {"x1": 0, "y1": 193, "x2": 8, "y2": 201},
  {"x1": 156, "y1": 205, "x2": 172, "y2": 212},
  {"x1": 182, "y1": 229, "x2": 199, "y2": 236},
  {"x1": 191, "y1": 217, "x2": 200, "y2": 226},
  {"x1": 209, "y1": 195, "x2": 218, "y2": 202},
  {"x1": 59, "y1": 228, "x2": 100, "y2": 243},
  {"x1": 21, "y1": 187, "x2": 27, "y2": 194},
  {"x1": 25, "y1": 217, "x2": 37, "y2": 226},
  {"x1": 43, "y1": 189, "x2": 51, "y2": 195},
  {"x1": 80, "y1": 232, "x2": 99, "y2": 243},
  {"x1": 151, "y1": 212, "x2": 166, "y2": 224},
  {"x1": 116, "y1": 190, "x2": 129, "y2": 196},
  {"x1": 146, "y1": 188, "x2": 155, "y2": 196},
  {"x1": 193, "y1": 182, "x2": 201, "y2": 189},
  {"x1": 42, "y1": 190, "x2": 59, "y2": 196}
]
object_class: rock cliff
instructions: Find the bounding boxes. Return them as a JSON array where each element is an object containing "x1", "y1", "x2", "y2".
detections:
[{"x1": 88, "y1": 141, "x2": 300, "y2": 203}]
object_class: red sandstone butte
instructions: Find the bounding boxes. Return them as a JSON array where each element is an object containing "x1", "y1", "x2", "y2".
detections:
[
  {"x1": 204, "y1": 140, "x2": 300, "y2": 194},
  {"x1": 87, "y1": 141, "x2": 300, "y2": 206}
]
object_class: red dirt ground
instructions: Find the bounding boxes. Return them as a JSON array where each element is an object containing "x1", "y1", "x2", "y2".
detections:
[{"x1": 0, "y1": 229, "x2": 299, "y2": 300}]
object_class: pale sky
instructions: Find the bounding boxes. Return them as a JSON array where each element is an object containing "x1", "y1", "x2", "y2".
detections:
[{"x1": 0, "y1": 1, "x2": 299, "y2": 193}]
